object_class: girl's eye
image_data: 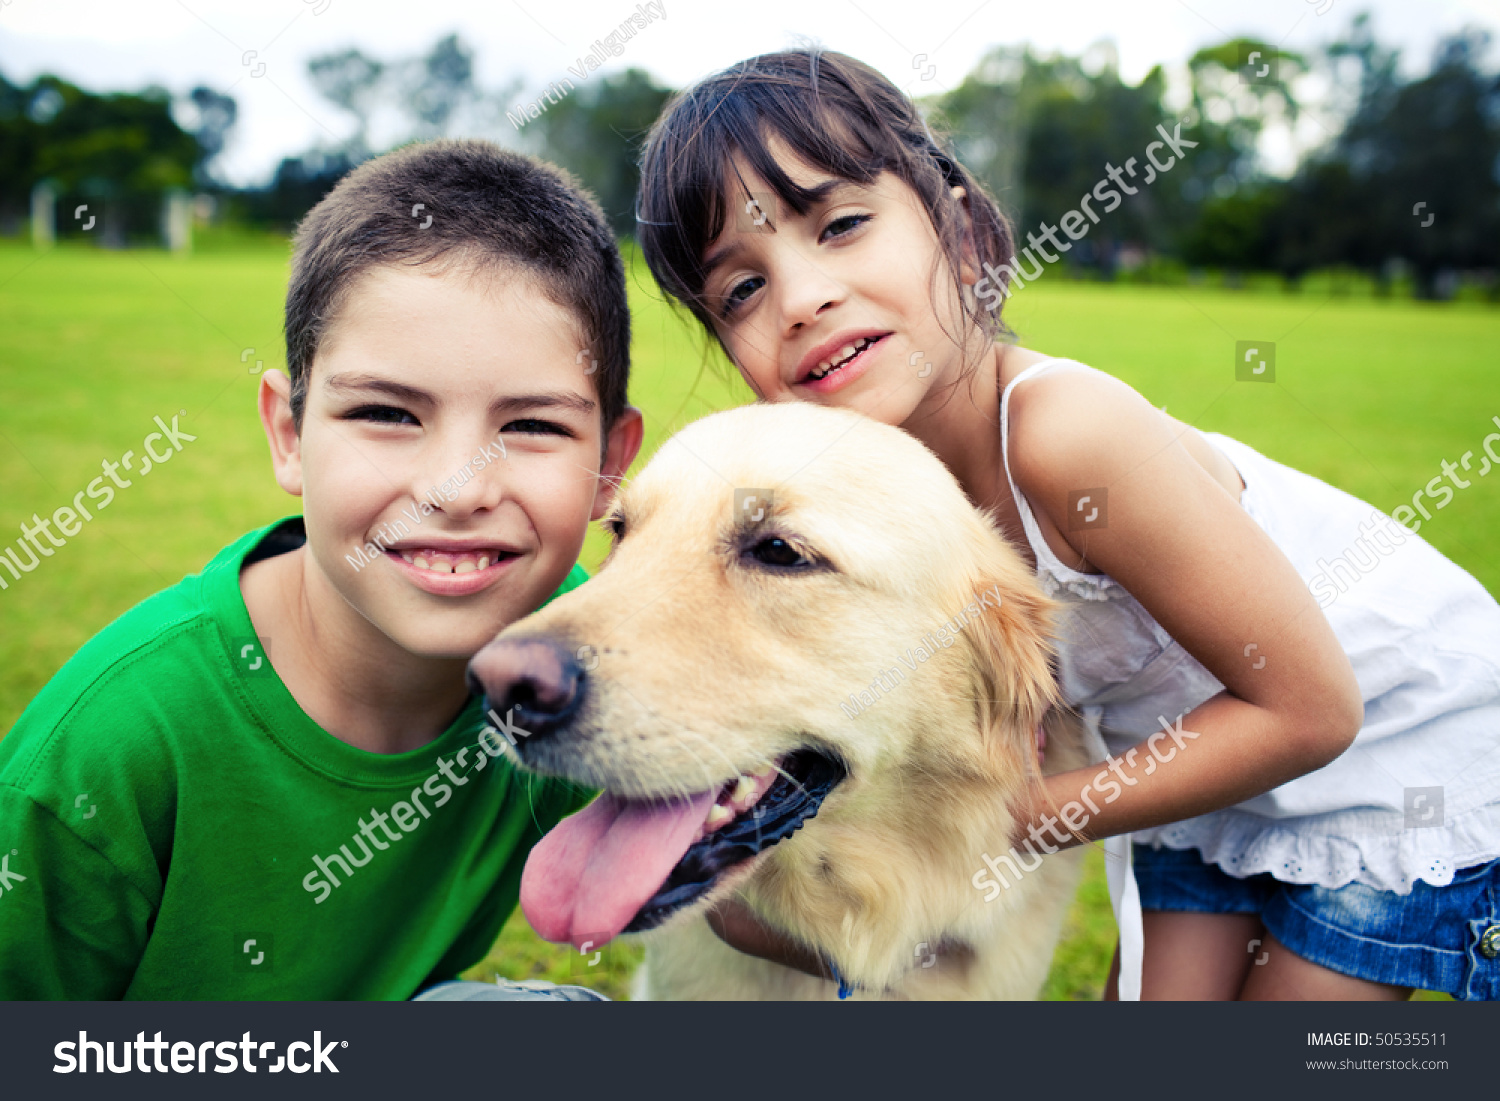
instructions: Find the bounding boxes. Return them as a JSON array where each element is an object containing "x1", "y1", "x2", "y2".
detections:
[
  {"x1": 821, "y1": 213, "x2": 871, "y2": 242},
  {"x1": 504, "y1": 418, "x2": 572, "y2": 437},
  {"x1": 346, "y1": 404, "x2": 419, "y2": 426},
  {"x1": 721, "y1": 275, "x2": 765, "y2": 318}
]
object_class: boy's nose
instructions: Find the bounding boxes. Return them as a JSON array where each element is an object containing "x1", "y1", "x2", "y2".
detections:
[{"x1": 467, "y1": 636, "x2": 583, "y2": 736}]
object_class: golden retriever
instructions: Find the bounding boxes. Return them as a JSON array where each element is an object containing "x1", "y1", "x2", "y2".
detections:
[{"x1": 468, "y1": 402, "x2": 1090, "y2": 999}]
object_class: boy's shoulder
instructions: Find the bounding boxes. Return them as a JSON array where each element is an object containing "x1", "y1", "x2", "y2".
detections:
[{"x1": 0, "y1": 520, "x2": 292, "y2": 786}]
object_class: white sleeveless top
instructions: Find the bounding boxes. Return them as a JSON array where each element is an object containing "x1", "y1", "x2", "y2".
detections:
[{"x1": 1000, "y1": 359, "x2": 1500, "y2": 896}]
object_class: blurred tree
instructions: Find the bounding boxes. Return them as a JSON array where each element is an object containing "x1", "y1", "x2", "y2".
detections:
[
  {"x1": 0, "y1": 72, "x2": 202, "y2": 244},
  {"x1": 405, "y1": 34, "x2": 476, "y2": 139},
  {"x1": 935, "y1": 45, "x2": 1181, "y2": 272},
  {"x1": 533, "y1": 67, "x2": 673, "y2": 236},
  {"x1": 180, "y1": 86, "x2": 239, "y2": 185},
  {"x1": 306, "y1": 47, "x2": 385, "y2": 161}
]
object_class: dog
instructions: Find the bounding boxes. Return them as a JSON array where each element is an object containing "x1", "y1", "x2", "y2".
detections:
[{"x1": 467, "y1": 402, "x2": 1091, "y2": 999}]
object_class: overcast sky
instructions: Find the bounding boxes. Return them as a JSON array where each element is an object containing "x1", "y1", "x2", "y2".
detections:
[{"x1": 2, "y1": 0, "x2": 1497, "y2": 185}]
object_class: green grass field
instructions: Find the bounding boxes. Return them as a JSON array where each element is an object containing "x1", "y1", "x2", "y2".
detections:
[{"x1": 2, "y1": 240, "x2": 1494, "y2": 999}]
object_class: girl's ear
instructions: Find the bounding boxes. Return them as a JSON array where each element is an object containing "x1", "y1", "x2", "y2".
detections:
[
  {"x1": 259, "y1": 369, "x2": 303, "y2": 497},
  {"x1": 950, "y1": 185, "x2": 981, "y2": 286}
]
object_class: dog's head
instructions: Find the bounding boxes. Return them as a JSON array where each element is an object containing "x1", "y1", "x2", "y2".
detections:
[{"x1": 468, "y1": 402, "x2": 1061, "y2": 952}]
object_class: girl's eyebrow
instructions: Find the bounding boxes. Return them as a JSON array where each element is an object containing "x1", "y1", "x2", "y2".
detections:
[{"x1": 703, "y1": 179, "x2": 866, "y2": 272}]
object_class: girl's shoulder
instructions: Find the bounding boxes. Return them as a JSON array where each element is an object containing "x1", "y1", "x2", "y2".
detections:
[{"x1": 1000, "y1": 349, "x2": 1243, "y2": 509}]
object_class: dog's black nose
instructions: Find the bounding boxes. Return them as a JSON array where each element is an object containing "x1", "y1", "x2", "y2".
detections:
[{"x1": 467, "y1": 636, "x2": 583, "y2": 738}]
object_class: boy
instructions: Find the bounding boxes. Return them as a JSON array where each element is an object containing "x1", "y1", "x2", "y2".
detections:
[{"x1": 0, "y1": 139, "x2": 642, "y2": 998}]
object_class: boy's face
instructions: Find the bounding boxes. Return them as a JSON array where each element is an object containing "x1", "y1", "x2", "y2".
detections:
[{"x1": 264, "y1": 262, "x2": 640, "y2": 661}]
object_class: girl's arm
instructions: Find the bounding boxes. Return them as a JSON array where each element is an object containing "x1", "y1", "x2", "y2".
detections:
[{"x1": 1006, "y1": 364, "x2": 1364, "y2": 847}]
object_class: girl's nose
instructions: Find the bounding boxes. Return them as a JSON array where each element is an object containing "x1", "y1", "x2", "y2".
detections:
[{"x1": 775, "y1": 255, "x2": 846, "y2": 333}]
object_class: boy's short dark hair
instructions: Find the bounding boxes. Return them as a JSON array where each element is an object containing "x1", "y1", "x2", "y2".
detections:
[{"x1": 286, "y1": 139, "x2": 629, "y2": 431}]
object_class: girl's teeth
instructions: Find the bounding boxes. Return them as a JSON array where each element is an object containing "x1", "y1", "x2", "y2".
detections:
[
  {"x1": 477, "y1": 556, "x2": 491, "y2": 570},
  {"x1": 836, "y1": 343, "x2": 857, "y2": 362},
  {"x1": 413, "y1": 556, "x2": 430, "y2": 570},
  {"x1": 454, "y1": 561, "x2": 476, "y2": 575},
  {"x1": 401, "y1": 553, "x2": 413, "y2": 563}
]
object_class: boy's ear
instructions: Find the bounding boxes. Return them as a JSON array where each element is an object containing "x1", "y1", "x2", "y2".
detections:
[
  {"x1": 258, "y1": 369, "x2": 304, "y2": 497},
  {"x1": 591, "y1": 405, "x2": 644, "y2": 520}
]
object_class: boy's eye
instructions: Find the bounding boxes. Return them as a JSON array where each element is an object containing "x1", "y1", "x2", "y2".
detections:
[
  {"x1": 721, "y1": 275, "x2": 765, "y2": 318},
  {"x1": 821, "y1": 213, "x2": 871, "y2": 242},
  {"x1": 346, "y1": 404, "x2": 419, "y2": 426},
  {"x1": 503, "y1": 418, "x2": 573, "y2": 437}
]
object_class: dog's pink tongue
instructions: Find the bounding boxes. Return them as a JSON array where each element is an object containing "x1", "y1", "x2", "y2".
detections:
[{"x1": 521, "y1": 790, "x2": 715, "y2": 949}]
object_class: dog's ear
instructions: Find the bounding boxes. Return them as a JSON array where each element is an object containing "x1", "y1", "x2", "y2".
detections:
[{"x1": 958, "y1": 520, "x2": 1060, "y2": 750}]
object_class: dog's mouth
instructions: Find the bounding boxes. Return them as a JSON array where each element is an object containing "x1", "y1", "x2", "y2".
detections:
[{"x1": 520, "y1": 749, "x2": 846, "y2": 950}]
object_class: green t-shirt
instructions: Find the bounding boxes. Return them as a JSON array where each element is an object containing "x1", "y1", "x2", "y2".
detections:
[{"x1": 0, "y1": 517, "x2": 592, "y2": 1000}]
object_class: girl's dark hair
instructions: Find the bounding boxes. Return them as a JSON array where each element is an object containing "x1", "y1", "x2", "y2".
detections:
[{"x1": 637, "y1": 48, "x2": 1016, "y2": 365}]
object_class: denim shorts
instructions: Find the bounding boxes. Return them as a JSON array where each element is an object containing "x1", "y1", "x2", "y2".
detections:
[{"x1": 1132, "y1": 843, "x2": 1500, "y2": 1000}]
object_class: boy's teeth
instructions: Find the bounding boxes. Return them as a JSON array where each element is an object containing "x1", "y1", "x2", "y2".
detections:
[{"x1": 402, "y1": 550, "x2": 502, "y2": 574}]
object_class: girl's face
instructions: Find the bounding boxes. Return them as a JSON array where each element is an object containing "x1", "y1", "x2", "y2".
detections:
[{"x1": 701, "y1": 150, "x2": 980, "y2": 427}]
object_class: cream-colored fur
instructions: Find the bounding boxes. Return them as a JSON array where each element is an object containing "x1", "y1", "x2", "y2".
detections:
[{"x1": 500, "y1": 402, "x2": 1087, "y2": 1000}]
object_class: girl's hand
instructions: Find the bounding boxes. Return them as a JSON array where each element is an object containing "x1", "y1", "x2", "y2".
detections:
[
  {"x1": 704, "y1": 897, "x2": 831, "y2": 980},
  {"x1": 1006, "y1": 364, "x2": 1365, "y2": 844}
]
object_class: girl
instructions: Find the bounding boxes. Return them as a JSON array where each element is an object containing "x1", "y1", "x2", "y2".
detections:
[{"x1": 633, "y1": 48, "x2": 1500, "y2": 1000}]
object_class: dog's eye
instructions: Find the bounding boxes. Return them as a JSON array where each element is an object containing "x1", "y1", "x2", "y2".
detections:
[
  {"x1": 748, "y1": 537, "x2": 808, "y2": 569},
  {"x1": 607, "y1": 516, "x2": 625, "y2": 540}
]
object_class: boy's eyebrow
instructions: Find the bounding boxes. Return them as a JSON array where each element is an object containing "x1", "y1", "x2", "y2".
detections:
[
  {"x1": 703, "y1": 179, "x2": 862, "y2": 273},
  {"x1": 324, "y1": 374, "x2": 432, "y2": 405},
  {"x1": 324, "y1": 374, "x2": 595, "y2": 415},
  {"x1": 492, "y1": 392, "x2": 597, "y2": 416}
]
